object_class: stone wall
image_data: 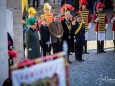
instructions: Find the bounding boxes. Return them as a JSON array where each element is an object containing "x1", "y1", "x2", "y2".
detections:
[{"x1": 0, "y1": 0, "x2": 8, "y2": 85}]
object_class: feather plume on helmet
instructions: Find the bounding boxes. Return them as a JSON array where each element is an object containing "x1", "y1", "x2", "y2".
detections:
[
  {"x1": 44, "y1": 3, "x2": 52, "y2": 13},
  {"x1": 60, "y1": 4, "x2": 74, "y2": 13},
  {"x1": 96, "y1": 2, "x2": 105, "y2": 10},
  {"x1": 28, "y1": 7, "x2": 36, "y2": 18},
  {"x1": 80, "y1": 0, "x2": 88, "y2": 6}
]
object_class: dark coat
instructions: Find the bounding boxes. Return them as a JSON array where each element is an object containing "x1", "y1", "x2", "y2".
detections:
[
  {"x1": 23, "y1": 25, "x2": 29, "y2": 45},
  {"x1": 40, "y1": 25, "x2": 50, "y2": 45},
  {"x1": 73, "y1": 21, "x2": 85, "y2": 46},
  {"x1": 49, "y1": 21, "x2": 63, "y2": 43},
  {"x1": 26, "y1": 28, "x2": 41, "y2": 60},
  {"x1": 61, "y1": 19, "x2": 74, "y2": 52}
]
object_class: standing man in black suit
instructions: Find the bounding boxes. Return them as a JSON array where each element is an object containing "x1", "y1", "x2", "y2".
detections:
[
  {"x1": 73, "y1": 14, "x2": 85, "y2": 61},
  {"x1": 61, "y1": 11, "x2": 74, "y2": 63},
  {"x1": 40, "y1": 18, "x2": 50, "y2": 56}
]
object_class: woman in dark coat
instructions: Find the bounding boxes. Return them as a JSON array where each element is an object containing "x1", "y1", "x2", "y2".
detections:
[{"x1": 26, "y1": 17, "x2": 41, "y2": 60}]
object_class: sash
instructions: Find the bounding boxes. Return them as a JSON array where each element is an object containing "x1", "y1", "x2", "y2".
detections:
[
  {"x1": 75, "y1": 22, "x2": 83, "y2": 35},
  {"x1": 65, "y1": 21, "x2": 72, "y2": 30}
]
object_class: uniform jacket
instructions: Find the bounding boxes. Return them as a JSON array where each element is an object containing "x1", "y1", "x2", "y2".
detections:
[
  {"x1": 61, "y1": 19, "x2": 74, "y2": 52},
  {"x1": 79, "y1": 9, "x2": 91, "y2": 31},
  {"x1": 26, "y1": 28, "x2": 41, "y2": 59},
  {"x1": 49, "y1": 21, "x2": 63, "y2": 43},
  {"x1": 40, "y1": 14, "x2": 54, "y2": 26},
  {"x1": 78, "y1": 10, "x2": 91, "y2": 23},
  {"x1": 92, "y1": 12, "x2": 108, "y2": 32},
  {"x1": 73, "y1": 21, "x2": 85, "y2": 46}
]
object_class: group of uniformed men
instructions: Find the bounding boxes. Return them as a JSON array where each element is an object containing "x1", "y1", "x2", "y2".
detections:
[{"x1": 24, "y1": 0, "x2": 115, "y2": 63}]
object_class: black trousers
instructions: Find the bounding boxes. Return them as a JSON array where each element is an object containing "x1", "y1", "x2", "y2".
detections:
[
  {"x1": 52, "y1": 42, "x2": 61, "y2": 54},
  {"x1": 75, "y1": 44, "x2": 83, "y2": 60},
  {"x1": 33, "y1": 0, "x2": 39, "y2": 9},
  {"x1": 42, "y1": 43, "x2": 48, "y2": 56}
]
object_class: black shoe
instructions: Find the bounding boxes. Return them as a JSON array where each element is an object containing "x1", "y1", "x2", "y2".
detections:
[
  {"x1": 101, "y1": 50, "x2": 106, "y2": 53},
  {"x1": 97, "y1": 50, "x2": 101, "y2": 53},
  {"x1": 69, "y1": 53, "x2": 72, "y2": 55},
  {"x1": 84, "y1": 52, "x2": 89, "y2": 54},
  {"x1": 79, "y1": 59, "x2": 84, "y2": 61}
]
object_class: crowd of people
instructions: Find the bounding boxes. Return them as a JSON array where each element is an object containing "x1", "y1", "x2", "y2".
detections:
[
  {"x1": 21, "y1": 0, "x2": 115, "y2": 64},
  {"x1": 4, "y1": 0, "x2": 115, "y2": 85}
]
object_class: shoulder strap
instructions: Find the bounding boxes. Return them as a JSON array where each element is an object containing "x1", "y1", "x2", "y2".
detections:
[{"x1": 75, "y1": 22, "x2": 83, "y2": 35}]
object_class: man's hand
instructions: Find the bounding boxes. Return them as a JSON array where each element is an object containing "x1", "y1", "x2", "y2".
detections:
[
  {"x1": 95, "y1": 18, "x2": 99, "y2": 23},
  {"x1": 28, "y1": 48, "x2": 32, "y2": 51},
  {"x1": 87, "y1": 23, "x2": 91, "y2": 29},
  {"x1": 57, "y1": 35, "x2": 61, "y2": 38},
  {"x1": 46, "y1": 41, "x2": 51, "y2": 45},
  {"x1": 105, "y1": 24, "x2": 108, "y2": 29},
  {"x1": 10, "y1": 46, "x2": 13, "y2": 49}
]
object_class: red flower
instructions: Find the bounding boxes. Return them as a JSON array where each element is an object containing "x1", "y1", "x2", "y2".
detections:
[{"x1": 8, "y1": 50, "x2": 17, "y2": 59}]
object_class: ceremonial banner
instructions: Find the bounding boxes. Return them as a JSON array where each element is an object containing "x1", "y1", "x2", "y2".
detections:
[{"x1": 12, "y1": 58, "x2": 66, "y2": 86}]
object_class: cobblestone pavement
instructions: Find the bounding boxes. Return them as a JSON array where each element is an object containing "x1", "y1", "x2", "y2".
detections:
[
  {"x1": 68, "y1": 9, "x2": 115, "y2": 86},
  {"x1": 69, "y1": 50, "x2": 115, "y2": 86}
]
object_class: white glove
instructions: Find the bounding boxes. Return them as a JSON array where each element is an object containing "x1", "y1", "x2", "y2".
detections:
[
  {"x1": 94, "y1": 18, "x2": 98, "y2": 23},
  {"x1": 105, "y1": 24, "x2": 108, "y2": 29},
  {"x1": 74, "y1": 39, "x2": 76, "y2": 43},
  {"x1": 28, "y1": 48, "x2": 32, "y2": 51},
  {"x1": 111, "y1": 17, "x2": 115, "y2": 23},
  {"x1": 113, "y1": 17, "x2": 115, "y2": 20},
  {"x1": 10, "y1": 46, "x2": 13, "y2": 49},
  {"x1": 87, "y1": 23, "x2": 91, "y2": 29},
  {"x1": 46, "y1": 41, "x2": 51, "y2": 45}
]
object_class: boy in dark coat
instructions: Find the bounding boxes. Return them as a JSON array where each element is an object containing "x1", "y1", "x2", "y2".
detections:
[
  {"x1": 40, "y1": 18, "x2": 50, "y2": 56},
  {"x1": 73, "y1": 14, "x2": 85, "y2": 61}
]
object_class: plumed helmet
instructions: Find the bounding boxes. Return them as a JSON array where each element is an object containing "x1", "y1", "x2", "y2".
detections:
[
  {"x1": 44, "y1": 3, "x2": 52, "y2": 11},
  {"x1": 60, "y1": 4, "x2": 74, "y2": 13},
  {"x1": 26, "y1": 17, "x2": 36, "y2": 26},
  {"x1": 96, "y1": 2, "x2": 105, "y2": 10},
  {"x1": 80, "y1": 0, "x2": 88, "y2": 6},
  {"x1": 28, "y1": 7, "x2": 36, "y2": 15}
]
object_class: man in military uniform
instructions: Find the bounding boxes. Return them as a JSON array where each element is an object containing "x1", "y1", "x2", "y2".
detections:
[
  {"x1": 61, "y1": 4, "x2": 74, "y2": 63},
  {"x1": 79, "y1": 0, "x2": 91, "y2": 54},
  {"x1": 73, "y1": 14, "x2": 85, "y2": 61},
  {"x1": 93, "y1": 2, "x2": 108, "y2": 53},
  {"x1": 110, "y1": 9, "x2": 115, "y2": 52}
]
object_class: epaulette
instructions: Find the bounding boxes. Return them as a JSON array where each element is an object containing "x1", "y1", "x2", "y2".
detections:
[{"x1": 41, "y1": 15, "x2": 44, "y2": 17}]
